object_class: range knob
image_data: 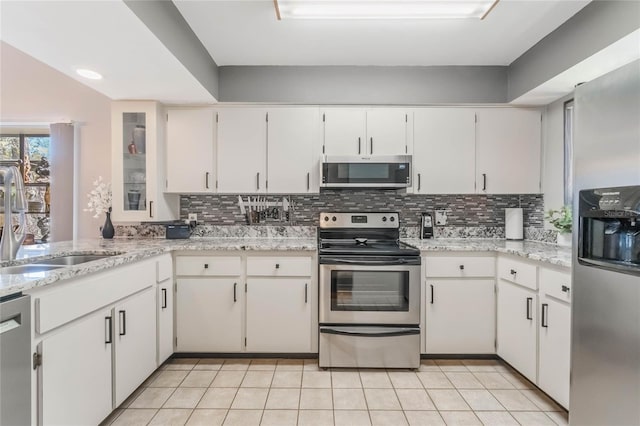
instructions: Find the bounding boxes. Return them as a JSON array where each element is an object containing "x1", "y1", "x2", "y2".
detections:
[
  {"x1": 324, "y1": 216, "x2": 329, "y2": 222},
  {"x1": 390, "y1": 216, "x2": 395, "y2": 222},
  {"x1": 382, "y1": 216, "x2": 387, "y2": 222},
  {"x1": 332, "y1": 216, "x2": 337, "y2": 222}
]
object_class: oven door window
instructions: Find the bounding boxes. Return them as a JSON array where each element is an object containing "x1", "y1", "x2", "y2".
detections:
[{"x1": 331, "y1": 270, "x2": 410, "y2": 311}]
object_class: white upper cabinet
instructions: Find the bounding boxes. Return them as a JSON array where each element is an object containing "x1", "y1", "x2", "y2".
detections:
[
  {"x1": 322, "y1": 108, "x2": 367, "y2": 156},
  {"x1": 365, "y1": 108, "x2": 409, "y2": 155},
  {"x1": 413, "y1": 108, "x2": 476, "y2": 194},
  {"x1": 166, "y1": 108, "x2": 215, "y2": 193},
  {"x1": 267, "y1": 108, "x2": 320, "y2": 193},
  {"x1": 322, "y1": 108, "x2": 408, "y2": 156},
  {"x1": 475, "y1": 108, "x2": 542, "y2": 194},
  {"x1": 111, "y1": 101, "x2": 179, "y2": 222},
  {"x1": 217, "y1": 108, "x2": 267, "y2": 193}
]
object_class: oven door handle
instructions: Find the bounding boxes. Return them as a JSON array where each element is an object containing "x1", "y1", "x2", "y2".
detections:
[
  {"x1": 320, "y1": 326, "x2": 420, "y2": 338},
  {"x1": 320, "y1": 258, "x2": 418, "y2": 266}
]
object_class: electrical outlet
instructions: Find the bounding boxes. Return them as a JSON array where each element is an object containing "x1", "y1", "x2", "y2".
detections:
[
  {"x1": 435, "y1": 210, "x2": 448, "y2": 226},
  {"x1": 188, "y1": 213, "x2": 198, "y2": 222}
]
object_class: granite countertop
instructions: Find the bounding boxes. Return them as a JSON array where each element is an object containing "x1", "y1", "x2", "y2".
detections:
[
  {"x1": 0, "y1": 237, "x2": 317, "y2": 298},
  {"x1": 0, "y1": 237, "x2": 570, "y2": 298},
  {"x1": 403, "y1": 238, "x2": 572, "y2": 268}
]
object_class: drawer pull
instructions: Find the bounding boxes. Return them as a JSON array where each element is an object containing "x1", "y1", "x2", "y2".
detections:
[
  {"x1": 119, "y1": 310, "x2": 126, "y2": 336},
  {"x1": 541, "y1": 303, "x2": 549, "y2": 328},
  {"x1": 459, "y1": 265, "x2": 464, "y2": 270},
  {"x1": 204, "y1": 263, "x2": 209, "y2": 269},
  {"x1": 275, "y1": 263, "x2": 280, "y2": 269},
  {"x1": 561, "y1": 285, "x2": 570, "y2": 293},
  {"x1": 105, "y1": 316, "x2": 113, "y2": 344},
  {"x1": 526, "y1": 297, "x2": 533, "y2": 320},
  {"x1": 510, "y1": 269, "x2": 517, "y2": 275}
]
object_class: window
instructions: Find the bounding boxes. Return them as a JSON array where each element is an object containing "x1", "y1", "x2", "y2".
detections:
[
  {"x1": 563, "y1": 100, "x2": 574, "y2": 206},
  {"x1": 0, "y1": 133, "x2": 51, "y2": 243}
]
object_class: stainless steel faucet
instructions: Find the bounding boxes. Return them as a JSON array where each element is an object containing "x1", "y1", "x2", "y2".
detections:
[{"x1": 0, "y1": 166, "x2": 28, "y2": 260}]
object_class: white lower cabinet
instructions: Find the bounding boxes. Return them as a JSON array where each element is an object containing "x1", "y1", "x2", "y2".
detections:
[
  {"x1": 538, "y1": 267, "x2": 572, "y2": 409},
  {"x1": 246, "y1": 278, "x2": 311, "y2": 352},
  {"x1": 114, "y1": 287, "x2": 157, "y2": 407},
  {"x1": 40, "y1": 307, "x2": 113, "y2": 426},
  {"x1": 425, "y1": 279, "x2": 495, "y2": 354},
  {"x1": 174, "y1": 252, "x2": 316, "y2": 354},
  {"x1": 497, "y1": 279, "x2": 538, "y2": 383},
  {"x1": 175, "y1": 278, "x2": 242, "y2": 352},
  {"x1": 31, "y1": 256, "x2": 163, "y2": 426}
]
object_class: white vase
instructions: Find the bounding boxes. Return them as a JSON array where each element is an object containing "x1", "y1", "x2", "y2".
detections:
[{"x1": 556, "y1": 232, "x2": 572, "y2": 247}]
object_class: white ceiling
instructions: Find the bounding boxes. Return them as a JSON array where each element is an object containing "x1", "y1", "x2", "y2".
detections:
[
  {"x1": 0, "y1": 1, "x2": 216, "y2": 104},
  {"x1": 174, "y1": 0, "x2": 590, "y2": 66}
]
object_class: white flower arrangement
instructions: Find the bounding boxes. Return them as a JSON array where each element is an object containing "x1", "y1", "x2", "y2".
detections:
[{"x1": 85, "y1": 176, "x2": 112, "y2": 218}]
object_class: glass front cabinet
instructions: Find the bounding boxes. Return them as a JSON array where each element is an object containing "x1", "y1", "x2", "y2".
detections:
[{"x1": 111, "y1": 101, "x2": 179, "y2": 222}]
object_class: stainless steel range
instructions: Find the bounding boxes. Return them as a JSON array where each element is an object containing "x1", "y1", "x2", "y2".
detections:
[{"x1": 318, "y1": 212, "x2": 421, "y2": 369}]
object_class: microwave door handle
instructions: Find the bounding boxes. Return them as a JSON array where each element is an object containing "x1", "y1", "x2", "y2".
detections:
[{"x1": 320, "y1": 258, "x2": 409, "y2": 265}]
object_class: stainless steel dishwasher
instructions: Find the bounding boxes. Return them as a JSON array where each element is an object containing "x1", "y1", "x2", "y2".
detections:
[{"x1": 0, "y1": 293, "x2": 31, "y2": 426}]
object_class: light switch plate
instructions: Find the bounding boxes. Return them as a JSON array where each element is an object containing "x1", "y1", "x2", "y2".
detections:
[{"x1": 435, "y1": 210, "x2": 448, "y2": 226}]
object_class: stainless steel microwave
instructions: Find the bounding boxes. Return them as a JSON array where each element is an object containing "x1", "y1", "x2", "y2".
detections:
[{"x1": 321, "y1": 155, "x2": 412, "y2": 188}]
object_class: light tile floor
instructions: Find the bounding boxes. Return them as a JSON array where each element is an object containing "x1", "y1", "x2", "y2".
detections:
[{"x1": 100, "y1": 358, "x2": 568, "y2": 426}]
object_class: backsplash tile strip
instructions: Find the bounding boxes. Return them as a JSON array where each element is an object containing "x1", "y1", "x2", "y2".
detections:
[{"x1": 180, "y1": 191, "x2": 544, "y2": 228}]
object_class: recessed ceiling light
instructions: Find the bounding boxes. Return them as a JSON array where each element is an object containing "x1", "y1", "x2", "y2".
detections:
[
  {"x1": 275, "y1": 0, "x2": 500, "y2": 20},
  {"x1": 76, "y1": 68, "x2": 103, "y2": 80}
]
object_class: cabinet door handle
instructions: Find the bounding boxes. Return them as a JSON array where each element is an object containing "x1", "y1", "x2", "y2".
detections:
[
  {"x1": 204, "y1": 263, "x2": 209, "y2": 269},
  {"x1": 482, "y1": 173, "x2": 487, "y2": 191},
  {"x1": 305, "y1": 283, "x2": 308, "y2": 304},
  {"x1": 561, "y1": 285, "x2": 570, "y2": 293},
  {"x1": 370, "y1": 137, "x2": 373, "y2": 154},
  {"x1": 417, "y1": 173, "x2": 421, "y2": 191},
  {"x1": 430, "y1": 284, "x2": 434, "y2": 304},
  {"x1": 234, "y1": 282, "x2": 237, "y2": 303},
  {"x1": 161, "y1": 288, "x2": 167, "y2": 309},
  {"x1": 105, "y1": 316, "x2": 113, "y2": 344},
  {"x1": 307, "y1": 172, "x2": 310, "y2": 191},
  {"x1": 119, "y1": 310, "x2": 126, "y2": 336},
  {"x1": 149, "y1": 201, "x2": 154, "y2": 218},
  {"x1": 510, "y1": 269, "x2": 517, "y2": 276},
  {"x1": 205, "y1": 172, "x2": 210, "y2": 189},
  {"x1": 459, "y1": 265, "x2": 464, "y2": 270},
  {"x1": 358, "y1": 137, "x2": 361, "y2": 154},
  {"x1": 541, "y1": 303, "x2": 549, "y2": 328},
  {"x1": 256, "y1": 172, "x2": 260, "y2": 190},
  {"x1": 526, "y1": 297, "x2": 533, "y2": 320},
  {"x1": 275, "y1": 263, "x2": 280, "y2": 269}
]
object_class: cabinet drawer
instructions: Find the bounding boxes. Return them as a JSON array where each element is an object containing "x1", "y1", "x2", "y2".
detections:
[
  {"x1": 540, "y1": 267, "x2": 571, "y2": 304},
  {"x1": 175, "y1": 256, "x2": 241, "y2": 276},
  {"x1": 247, "y1": 256, "x2": 312, "y2": 277},
  {"x1": 498, "y1": 256, "x2": 537, "y2": 290},
  {"x1": 156, "y1": 254, "x2": 172, "y2": 283},
  {"x1": 425, "y1": 256, "x2": 495, "y2": 278}
]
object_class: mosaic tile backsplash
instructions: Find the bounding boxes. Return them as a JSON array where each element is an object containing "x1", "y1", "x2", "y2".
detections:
[{"x1": 180, "y1": 191, "x2": 544, "y2": 228}]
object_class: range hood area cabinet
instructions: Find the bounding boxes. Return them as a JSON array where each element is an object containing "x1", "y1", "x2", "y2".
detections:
[
  {"x1": 111, "y1": 101, "x2": 179, "y2": 222},
  {"x1": 216, "y1": 107, "x2": 321, "y2": 194},
  {"x1": 411, "y1": 107, "x2": 542, "y2": 195},
  {"x1": 321, "y1": 108, "x2": 410, "y2": 156}
]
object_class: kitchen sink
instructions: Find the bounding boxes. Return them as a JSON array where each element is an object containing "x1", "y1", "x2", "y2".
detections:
[
  {"x1": 0, "y1": 264, "x2": 64, "y2": 275},
  {"x1": 34, "y1": 254, "x2": 113, "y2": 266}
]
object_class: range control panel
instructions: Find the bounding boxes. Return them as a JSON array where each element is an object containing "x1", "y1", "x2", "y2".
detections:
[{"x1": 319, "y1": 212, "x2": 399, "y2": 229}]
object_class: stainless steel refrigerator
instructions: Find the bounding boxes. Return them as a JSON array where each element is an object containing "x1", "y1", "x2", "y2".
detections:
[{"x1": 571, "y1": 60, "x2": 640, "y2": 425}]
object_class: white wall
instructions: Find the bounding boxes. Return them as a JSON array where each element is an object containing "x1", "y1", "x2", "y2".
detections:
[
  {"x1": 0, "y1": 41, "x2": 112, "y2": 239},
  {"x1": 542, "y1": 93, "x2": 573, "y2": 229}
]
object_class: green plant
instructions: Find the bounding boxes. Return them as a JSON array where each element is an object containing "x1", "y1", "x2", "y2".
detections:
[{"x1": 545, "y1": 205, "x2": 572, "y2": 233}]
